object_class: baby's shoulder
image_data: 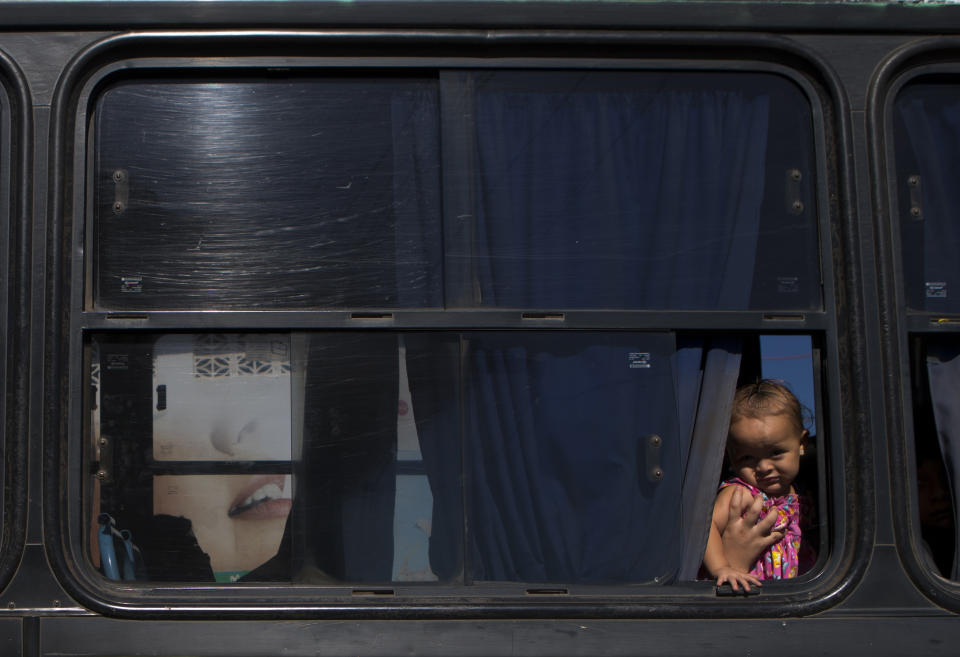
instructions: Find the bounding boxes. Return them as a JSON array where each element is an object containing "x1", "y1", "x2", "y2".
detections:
[
  {"x1": 713, "y1": 481, "x2": 741, "y2": 505},
  {"x1": 718, "y1": 477, "x2": 757, "y2": 493}
]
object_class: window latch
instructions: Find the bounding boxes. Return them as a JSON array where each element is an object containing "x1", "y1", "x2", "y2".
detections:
[
  {"x1": 908, "y1": 174, "x2": 923, "y2": 222},
  {"x1": 112, "y1": 168, "x2": 128, "y2": 215},
  {"x1": 646, "y1": 434, "x2": 663, "y2": 483}
]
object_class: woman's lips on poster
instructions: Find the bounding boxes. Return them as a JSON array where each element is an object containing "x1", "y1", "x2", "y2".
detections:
[{"x1": 228, "y1": 474, "x2": 292, "y2": 520}]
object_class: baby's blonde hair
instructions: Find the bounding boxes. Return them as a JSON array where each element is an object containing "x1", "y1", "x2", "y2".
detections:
[{"x1": 730, "y1": 379, "x2": 805, "y2": 435}]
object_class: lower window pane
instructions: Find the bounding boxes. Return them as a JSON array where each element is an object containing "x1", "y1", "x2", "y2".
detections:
[{"x1": 89, "y1": 331, "x2": 684, "y2": 585}]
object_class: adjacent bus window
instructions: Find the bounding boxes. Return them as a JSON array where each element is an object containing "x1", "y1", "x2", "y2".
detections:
[
  {"x1": 894, "y1": 81, "x2": 960, "y2": 314},
  {"x1": 893, "y1": 78, "x2": 960, "y2": 580}
]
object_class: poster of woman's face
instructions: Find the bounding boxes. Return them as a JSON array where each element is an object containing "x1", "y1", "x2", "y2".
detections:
[
  {"x1": 150, "y1": 334, "x2": 294, "y2": 579},
  {"x1": 152, "y1": 334, "x2": 293, "y2": 461}
]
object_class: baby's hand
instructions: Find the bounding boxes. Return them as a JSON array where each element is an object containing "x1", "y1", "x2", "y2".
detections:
[{"x1": 714, "y1": 566, "x2": 762, "y2": 593}]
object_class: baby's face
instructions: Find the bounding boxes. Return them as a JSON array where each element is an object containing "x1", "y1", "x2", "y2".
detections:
[{"x1": 727, "y1": 413, "x2": 806, "y2": 497}]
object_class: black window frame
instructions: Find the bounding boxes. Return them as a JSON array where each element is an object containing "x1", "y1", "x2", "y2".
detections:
[
  {"x1": 44, "y1": 30, "x2": 864, "y2": 619},
  {"x1": 0, "y1": 45, "x2": 32, "y2": 600}
]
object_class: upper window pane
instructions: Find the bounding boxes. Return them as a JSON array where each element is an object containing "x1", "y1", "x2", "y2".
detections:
[
  {"x1": 447, "y1": 72, "x2": 821, "y2": 311},
  {"x1": 91, "y1": 71, "x2": 820, "y2": 312},
  {"x1": 893, "y1": 79, "x2": 960, "y2": 313}
]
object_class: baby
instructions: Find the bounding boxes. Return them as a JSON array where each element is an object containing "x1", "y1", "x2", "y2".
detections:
[{"x1": 703, "y1": 380, "x2": 809, "y2": 592}]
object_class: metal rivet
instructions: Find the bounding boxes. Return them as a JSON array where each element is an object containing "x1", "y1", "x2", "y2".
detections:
[
  {"x1": 6, "y1": 602, "x2": 14, "y2": 610},
  {"x1": 909, "y1": 175, "x2": 920, "y2": 186},
  {"x1": 649, "y1": 434, "x2": 662, "y2": 447},
  {"x1": 910, "y1": 206, "x2": 922, "y2": 218},
  {"x1": 790, "y1": 169, "x2": 802, "y2": 181},
  {"x1": 96, "y1": 470, "x2": 107, "y2": 480},
  {"x1": 113, "y1": 201, "x2": 124, "y2": 214},
  {"x1": 112, "y1": 170, "x2": 126, "y2": 183},
  {"x1": 792, "y1": 200, "x2": 804, "y2": 212},
  {"x1": 651, "y1": 467, "x2": 664, "y2": 480}
]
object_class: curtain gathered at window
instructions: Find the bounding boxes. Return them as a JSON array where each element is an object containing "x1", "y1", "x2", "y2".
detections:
[{"x1": 676, "y1": 337, "x2": 743, "y2": 580}]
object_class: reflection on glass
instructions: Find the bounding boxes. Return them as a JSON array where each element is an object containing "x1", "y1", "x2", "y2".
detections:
[
  {"x1": 94, "y1": 78, "x2": 442, "y2": 310},
  {"x1": 153, "y1": 475, "x2": 291, "y2": 582},
  {"x1": 90, "y1": 334, "x2": 294, "y2": 582},
  {"x1": 90, "y1": 331, "x2": 683, "y2": 585},
  {"x1": 152, "y1": 334, "x2": 292, "y2": 461}
]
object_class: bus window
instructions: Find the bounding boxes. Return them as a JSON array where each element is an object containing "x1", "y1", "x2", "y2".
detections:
[
  {"x1": 893, "y1": 81, "x2": 960, "y2": 314},
  {"x1": 76, "y1": 63, "x2": 827, "y2": 602},
  {"x1": 893, "y1": 78, "x2": 960, "y2": 582}
]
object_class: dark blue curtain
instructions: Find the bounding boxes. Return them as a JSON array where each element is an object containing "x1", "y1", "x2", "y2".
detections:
[
  {"x1": 427, "y1": 74, "x2": 765, "y2": 582},
  {"x1": 410, "y1": 76, "x2": 768, "y2": 583},
  {"x1": 447, "y1": 73, "x2": 769, "y2": 310},
  {"x1": 407, "y1": 333, "x2": 742, "y2": 584},
  {"x1": 404, "y1": 334, "x2": 464, "y2": 582},
  {"x1": 462, "y1": 333, "x2": 680, "y2": 582},
  {"x1": 291, "y1": 333, "x2": 399, "y2": 582},
  {"x1": 896, "y1": 88, "x2": 960, "y2": 313}
]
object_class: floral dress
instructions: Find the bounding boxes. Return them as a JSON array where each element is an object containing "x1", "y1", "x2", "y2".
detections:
[{"x1": 719, "y1": 477, "x2": 802, "y2": 580}]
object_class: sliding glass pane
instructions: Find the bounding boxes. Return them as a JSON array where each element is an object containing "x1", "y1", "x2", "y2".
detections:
[
  {"x1": 446, "y1": 71, "x2": 819, "y2": 311},
  {"x1": 92, "y1": 71, "x2": 819, "y2": 313},
  {"x1": 93, "y1": 77, "x2": 442, "y2": 309},
  {"x1": 89, "y1": 331, "x2": 684, "y2": 585}
]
